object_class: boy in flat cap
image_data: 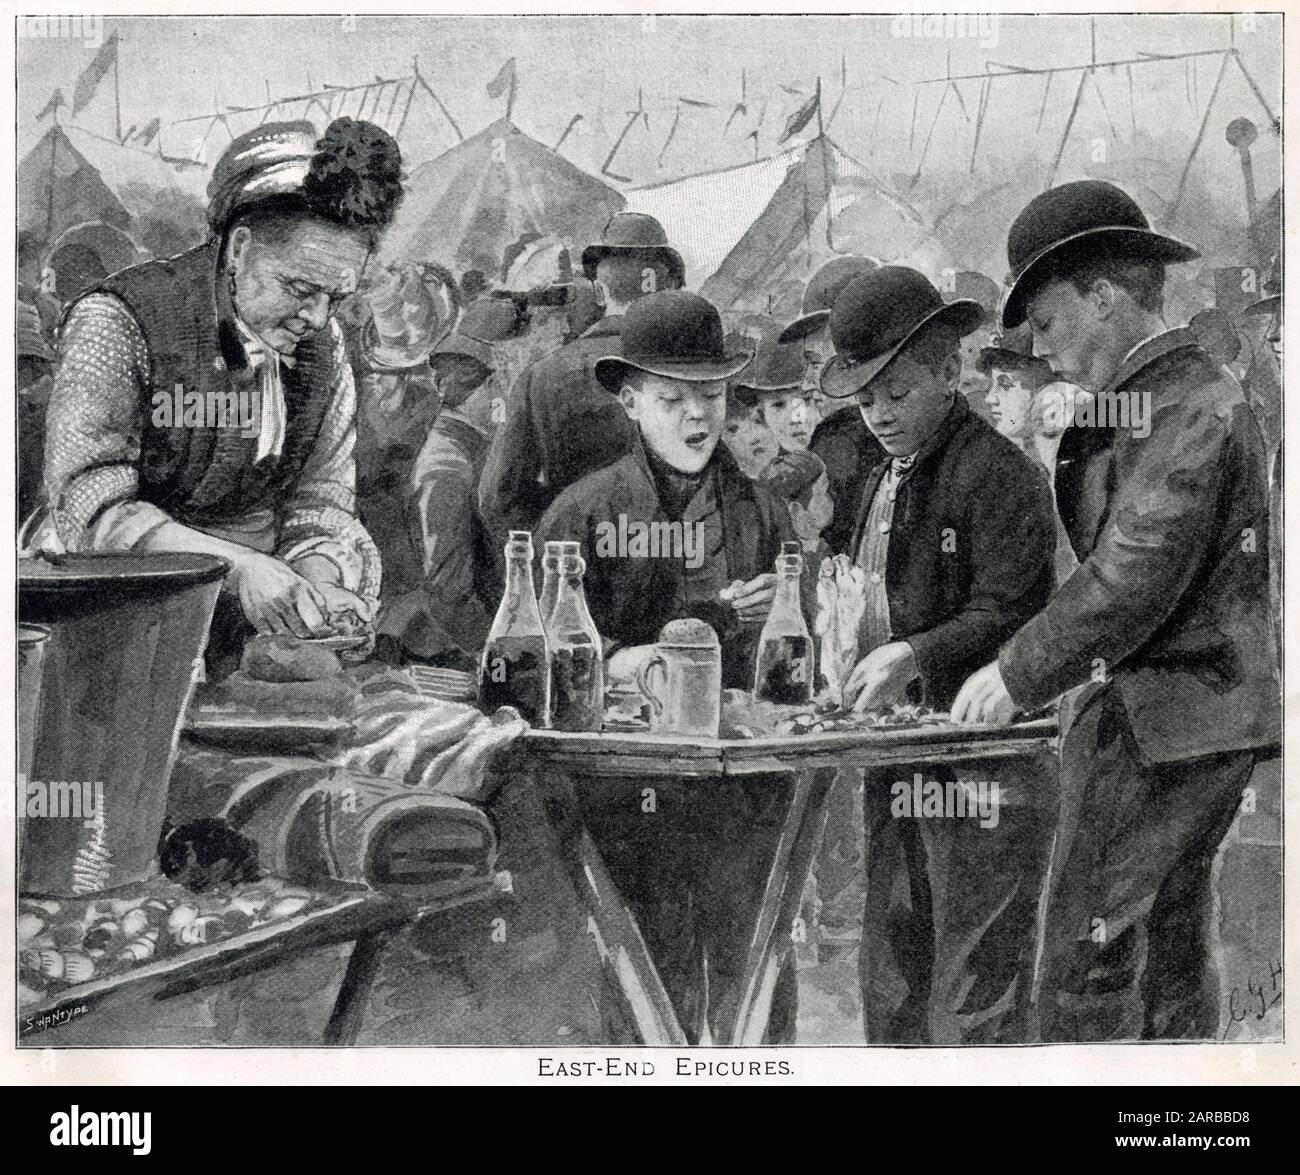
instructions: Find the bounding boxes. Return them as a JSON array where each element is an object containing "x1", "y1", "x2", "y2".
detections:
[
  {"x1": 952, "y1": 179, "x2": 1280, "y2": 1041},
  {"x1": 821, "y1": 265, "x2": 1058, "y2": 1043},
  {"x1": 538, "y1": 290, "x2": 807, "y2": 1045},
  {"x1": 478, "y1": 212, "x2": 685, "y2": 548}
]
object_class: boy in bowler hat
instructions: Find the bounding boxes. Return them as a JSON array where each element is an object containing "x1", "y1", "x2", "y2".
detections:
[
  {"x1": 952, "y1": 179, "x2": 1280, "y2": 1041},
  {"x1": 538, "y1": 289, "x2": 807, "y2": 1045},
  {"x1": 478, "y1": 212, "x2": 685, "y2": 548},
  {"x1": 821, "y1": 265, "x2": 1058, "y2": 1043}
]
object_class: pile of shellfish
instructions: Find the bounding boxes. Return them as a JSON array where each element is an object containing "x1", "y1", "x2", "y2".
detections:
[{"x1": 18, "y1": 877, "x2": 322, "y2": 1003}]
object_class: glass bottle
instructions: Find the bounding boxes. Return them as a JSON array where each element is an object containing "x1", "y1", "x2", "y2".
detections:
[
  {"x1": 753, "y1": 552, "x2": 815, "y2": 705},
  {"x1": 538, "y1": 540, "x2": 580, "y2": 626},
  {"x1": 479, "y1": 530, "x2": 551, "y2": 724},
  {"x1": 545, "y1": 551, "x2": 605, "y2": 732}
]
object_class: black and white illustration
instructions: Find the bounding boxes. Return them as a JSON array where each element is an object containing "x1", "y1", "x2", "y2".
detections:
[{"x1": 12, "y1": 10, "x2": 1284, "y2": 1055}]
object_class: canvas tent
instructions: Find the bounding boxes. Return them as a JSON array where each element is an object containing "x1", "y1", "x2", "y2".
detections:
[
  {"x1": 624, "y1": 133, "x2": 936, "y2": 314},
  {"x1": 19, "y1": 124, "x2": 133, "y2": 245},
  {"x1": 380, "y1": 117, "x2": 625, "y2": 279},
  {"x1": 19, "y1": 123, "x2": 210, "y2": 257}
]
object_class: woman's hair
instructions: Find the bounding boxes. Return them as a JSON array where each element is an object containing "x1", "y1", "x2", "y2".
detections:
[{"x1": 226, "y1": 118, "x2": 404, "y2": 249}]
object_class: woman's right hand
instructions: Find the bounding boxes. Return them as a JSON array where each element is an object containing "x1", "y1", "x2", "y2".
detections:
[{"x1": 227, "y1": 551, "x2": 332, "y2": 637}]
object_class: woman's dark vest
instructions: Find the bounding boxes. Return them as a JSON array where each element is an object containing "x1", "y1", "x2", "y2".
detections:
[{"x1": 92, "y1": 242, "x2": 338, "y2": 526}]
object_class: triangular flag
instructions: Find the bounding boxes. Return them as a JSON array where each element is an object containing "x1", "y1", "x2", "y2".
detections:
[
  {"x1": 778, "y1": 90, "x2": 820, "y2": 145},
  {"x1": 37, "y1": 89, "x2": 65, "y2": 121},
  {"x1": 71, "y1": 30, "x2": 119, "y2": 117},
  {"x1": 486, "y1": 58, "x2": 516, "y2": 99},
  {"x1": 137, "y1": 116, "x2": 161, "y2": 146}
]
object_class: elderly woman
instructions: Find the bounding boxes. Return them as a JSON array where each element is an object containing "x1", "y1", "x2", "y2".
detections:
[{"x1": 32, "y1": 118, "x2": 403, "y2": 657}]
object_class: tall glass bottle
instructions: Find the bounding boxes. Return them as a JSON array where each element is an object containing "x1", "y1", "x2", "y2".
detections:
[
  {"x1": 753, "y1": 552, "x2": 815, "y2": 705},
  {"x1": 479, "y1": 531, "x2": 551, "y2": 724},
  {"x1": 538, "y1": 540, "x2": 580, "y2": 626},
  {"x1": 546, "y1": 551, "x2": 605, "y2": 732}
]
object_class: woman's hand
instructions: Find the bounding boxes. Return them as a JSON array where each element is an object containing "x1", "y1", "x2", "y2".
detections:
[
  {"x1": 316, "y1": 583, "x2": 377, "y2": 635},
  {"x1": 227, "y1": 551, "x2": 332, "y2": 637}
]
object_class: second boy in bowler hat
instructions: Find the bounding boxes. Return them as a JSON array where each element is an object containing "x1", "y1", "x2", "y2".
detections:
[
  {"x1": 821, "y1": 265, "x2": 1058, "y2": 1043},
  {"x1": 538, "y1": 289, "x2": 807, "y2": 1045},
  {"x1": 952, "y1": 179, "x2": 1280, "y2": 1041}
]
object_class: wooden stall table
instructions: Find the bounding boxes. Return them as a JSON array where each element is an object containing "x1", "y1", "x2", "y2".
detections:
[{"x1": 522, "y1": 716, "x2": 1059, "y2": 1046}]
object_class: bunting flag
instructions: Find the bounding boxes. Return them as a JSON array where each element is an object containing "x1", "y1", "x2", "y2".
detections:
[
  {"x1": 486, "y1": 56, "x2": 517, "y2": 120},
  {"x1": 487, "y1": 57, "x2": 516, "y2": 99},
  {"x1": 136, "y1": 116, "x2": 161, "y2": 146},
  {"x1": 71, "y1": 30, "x2": 119, "y2": 117},
  {"x1": 778, "y1": 90, "x2": 820, "y2": 144},
  {"x1": 37, "y1": 88, "x2": 65, "y2": 121}
]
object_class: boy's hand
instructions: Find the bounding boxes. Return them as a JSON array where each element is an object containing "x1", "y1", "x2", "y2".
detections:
[
  {"x1": 720, "y1": 574, "x2": 777, "y2": 623},
  {"x1": 844, "y1": 641, "x2": 919, "y2": 712},
  {"x1": 950, "y1": 661, "x2": 1017, "y2": 726}
]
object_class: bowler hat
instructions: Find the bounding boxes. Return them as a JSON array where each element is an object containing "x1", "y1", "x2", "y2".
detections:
[
  {"x1": 1003, "y1": 180, "x2": 1200, "y2": 329},
  {"x1": 949, "y1": 270, "x2": 1000, "y2": 321},
  {"x1": 428, "y1": 298, "x2": 524, "y2": 373},
  {"x1": 976, "y1": 321, "x2": 1054, "y2": 383},
  {"x1": 581, "y1": 212, "x2": 685, "y2": 286},
  {"x1": 594, "y1": 291, "x2": 752, "y2": 392},
  {"x1": 820, "y1": 267, "x2": 984, "y2": 401},
  {"x1": 362, "y1": 261, "x2": 459, "y2": 371},
  {"x1": 734, "y1": 330, "x2": 808, "y2": 406},
  {"x1": 778, "y1": 255, "x2": 881, "y2": 343}
]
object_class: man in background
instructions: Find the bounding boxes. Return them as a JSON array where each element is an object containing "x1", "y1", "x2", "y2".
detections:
[{"x1": 478, "y1": 212, "x2": 685, "y2": 545}]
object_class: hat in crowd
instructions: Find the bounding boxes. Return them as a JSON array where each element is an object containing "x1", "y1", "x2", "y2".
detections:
[
  {"x1": 948, "y1": 270, "x2": 1000, "y2": 325},
  {"x1": 976, "y1": 320, "x2": 1055, "y2": 384},
  {"x1": 779, "y1": 255, "x2": 881, "y2": 343},
  {"x1": 1244, "y1": 252, "x2": 1282, "y2": 317},
  {"x1": 16, "y1": 299, "x2": 53, "y2": 363},
  {"x1": 594, "y1": 291, "x2": 752, "y2": 393},
  {"x1": 820, "y1": 267, "x2": 985, "y2": 401},
  {"x1": 428, "y1": 297, "x2": 526, "y2": 373},
  {"x1": 1003, "y1": 180, "x2": 1200, "y2": 329},
  {"x1": 581, "y1": 212, "x2": 685, "y2": 287},
  {"x1": 1189, "y1": 307, "x2": 1243, "y2": 366},
  {"x1": 734, "y1": 328, "x2": 807, "y2": 407},
  {"x1": 206, "y1": 121, "x2": 320, "y2": 233},
  {"x1": 361, "y1": 261, "x2": 459, "y2": 372},
  {"x1": 762, "y1": 448, "x2": 826, "y2": 502}
]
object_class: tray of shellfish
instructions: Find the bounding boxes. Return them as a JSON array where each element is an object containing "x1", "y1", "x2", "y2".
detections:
[{"x1": 17, "y1": 876, "x2": 389, "y2": 1022}]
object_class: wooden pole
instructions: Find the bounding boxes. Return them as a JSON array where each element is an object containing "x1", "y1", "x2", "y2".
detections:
[
  {"x1": 394, "y1": 79, "x2": 418, "y2": 141},
  {"x1": 1166, "y1": 50, "x2": 1231, "y2": 223},
  {"x1": 113, "y1": 55, "x2": 123, "y2": 141},
  {"x1": 1046, "y1": 69, "x2": 1089, "y2": 189},
  {"x1": 412, "y1": 58, "x2": 463, "y2": 141}
]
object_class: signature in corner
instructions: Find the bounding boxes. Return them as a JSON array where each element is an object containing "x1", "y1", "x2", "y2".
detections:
[{"x1": 1222, "y1": 958, "x2": 1282, "y2": 1040}]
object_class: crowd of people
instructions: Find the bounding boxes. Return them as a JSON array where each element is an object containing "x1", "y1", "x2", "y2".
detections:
[{"x1": 17, "y1": 114, "x2": 1283, "y2": 1045}]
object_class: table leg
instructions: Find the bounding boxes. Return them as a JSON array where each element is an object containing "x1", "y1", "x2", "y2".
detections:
[
  {"x1": 532, "y1": 766, "x2": 689, "y2": 1047},
  {"x1": 323, "y1": 927, "x2": 395, "y2": 1045},
  {"x1": 716, "y1": 766, "x2": 838, "y2": 1045}
]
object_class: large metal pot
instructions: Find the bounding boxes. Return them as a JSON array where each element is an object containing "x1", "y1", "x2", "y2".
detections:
[{"x1": 18, "y1": 553, "x2": 227, "y2": 896}]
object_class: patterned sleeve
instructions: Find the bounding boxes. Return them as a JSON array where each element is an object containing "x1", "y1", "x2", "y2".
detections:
[
  {"x1": 43, "y1": 293, "x2": 172, "y2": 552},
  {"x1": 276, "y1": 320, "x2": 382, "y2": 600}
]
